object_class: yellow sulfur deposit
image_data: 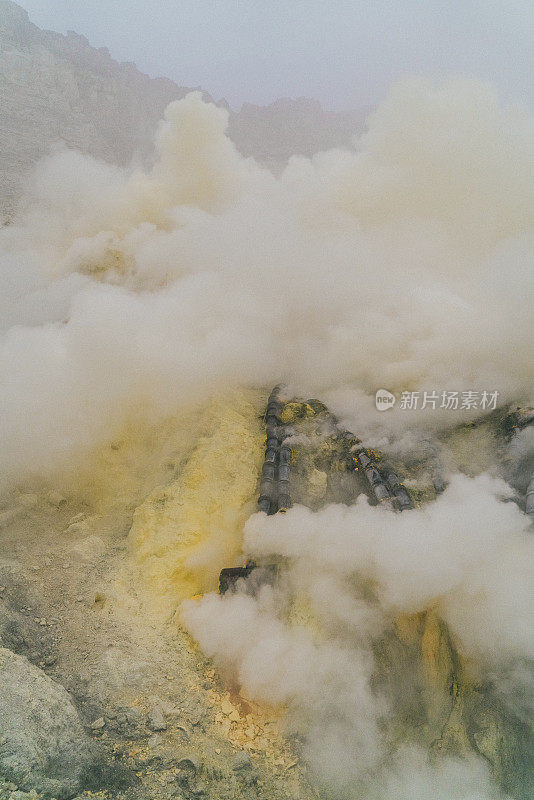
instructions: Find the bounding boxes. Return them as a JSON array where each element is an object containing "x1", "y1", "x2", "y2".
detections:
[
  {"x1": 280, "y1": 402, "x2": 315, "y2": 424},
  {"x1": 129, "y1": 390, "x2": 264, "y2": 604}
]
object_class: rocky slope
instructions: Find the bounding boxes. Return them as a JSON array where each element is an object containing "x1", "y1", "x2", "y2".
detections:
[
  {"x1": 0, "y1": 0, "x2": 201, "y2": 221},
  {"x1": 0, "y1": 1, "x2": 368, "y2": 221},
  {"x1": 0, "y1": 392, "x2": 319, "y2": 800}
]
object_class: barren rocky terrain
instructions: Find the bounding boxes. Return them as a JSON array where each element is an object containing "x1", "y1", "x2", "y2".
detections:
[{"x1": 0, "y1": 394, "x2": 319, "y2": 800}]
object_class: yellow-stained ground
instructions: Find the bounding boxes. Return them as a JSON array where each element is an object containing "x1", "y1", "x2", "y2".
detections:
[{"x1": 129, "y1": 390, "x2": 265, "y2": 605}]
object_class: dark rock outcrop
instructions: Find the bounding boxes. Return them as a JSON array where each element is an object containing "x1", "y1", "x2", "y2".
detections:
[{"x1": 0, "y1": 646, "x2": 95, "y2": 798}]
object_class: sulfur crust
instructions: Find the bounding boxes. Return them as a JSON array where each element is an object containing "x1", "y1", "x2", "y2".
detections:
[{"x1": 129, "y1": 389, "x2": 264, "y2": 603}]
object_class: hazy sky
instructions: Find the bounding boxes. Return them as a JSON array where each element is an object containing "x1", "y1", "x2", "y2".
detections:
[{"x1": 19, "y1": 0, "x2": 534, "y2": 111}]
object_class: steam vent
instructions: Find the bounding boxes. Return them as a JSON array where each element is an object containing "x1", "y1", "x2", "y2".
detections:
[
  {"x1": 221, "y1": 391, "x2": 534, "y2": 800},
  {"x1": 131, "y1": 388, "x2": 533, "y2": 800}
]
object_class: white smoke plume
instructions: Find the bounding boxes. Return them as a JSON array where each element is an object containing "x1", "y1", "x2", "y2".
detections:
[
  {"x1": 1, "y1": 78, "x2": 534, "y2": 489},
  {"x1": 243, "y1": 474, "x2": 534, "y2": 664},
  {"x1": 182, "y1": 474, "x2": 533, "y2": 797}
]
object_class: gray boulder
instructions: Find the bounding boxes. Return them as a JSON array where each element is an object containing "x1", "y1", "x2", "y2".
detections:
[{"x1": 0, "y1": 647, "x2": 94, "y2": 798}]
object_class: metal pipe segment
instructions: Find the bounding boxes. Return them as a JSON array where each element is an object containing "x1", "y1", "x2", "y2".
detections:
[{"x1": 258, "y1": 386, "x2": 292, "y2": 515}]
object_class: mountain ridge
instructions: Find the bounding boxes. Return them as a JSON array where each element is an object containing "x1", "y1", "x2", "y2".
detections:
[{"x1": 0, "y1": 0, "x2": 370, "y2": 220}]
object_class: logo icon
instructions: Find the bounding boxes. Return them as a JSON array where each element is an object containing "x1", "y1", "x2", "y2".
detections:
[{"x1": 375, "y1": 389, "x2": 396, "y2": 411}]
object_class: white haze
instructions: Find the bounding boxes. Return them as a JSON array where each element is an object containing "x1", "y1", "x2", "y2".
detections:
[
  {"x1": 20, "y1": 0, "x2": 534, "y2": 111},
  {"x1": 2, "y1": 76, "x2": 534, "y2": 797}
]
